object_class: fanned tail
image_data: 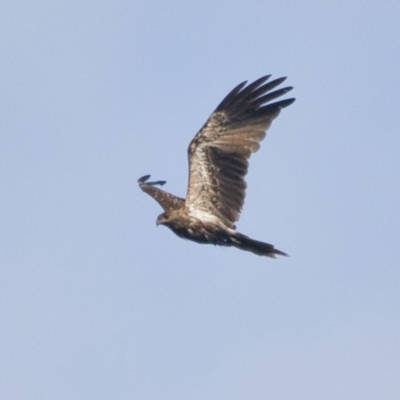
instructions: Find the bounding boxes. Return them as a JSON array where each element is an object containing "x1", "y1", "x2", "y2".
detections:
[{"x1": 232, "y1": 232, "x2": 288, "y2": 258}]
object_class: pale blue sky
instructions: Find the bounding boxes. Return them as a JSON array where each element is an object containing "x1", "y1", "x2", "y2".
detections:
[{"x1": 1, "y1": 1, "x2": 399, "y2": 399}]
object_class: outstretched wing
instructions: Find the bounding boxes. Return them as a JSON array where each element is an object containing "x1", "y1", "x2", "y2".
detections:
[
  {"x1": 185, "y1": 75, "x2": 295, "y2": 228},
  {"x1": 138, "y1": 175, "x2": 185, "y2": 212}
]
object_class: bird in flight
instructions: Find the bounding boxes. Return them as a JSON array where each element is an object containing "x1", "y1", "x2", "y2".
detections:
[{"x1": 138, "y1": 75, "x2": 295, "y2": 257}]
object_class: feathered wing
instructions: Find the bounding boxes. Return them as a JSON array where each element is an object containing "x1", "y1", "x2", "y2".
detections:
[
  {"x1": 185, "y1": 76, "x2": 295, "y2": 227},
  {"x1": 138, "y1": 175, "x2": 185, "y2": 212}
]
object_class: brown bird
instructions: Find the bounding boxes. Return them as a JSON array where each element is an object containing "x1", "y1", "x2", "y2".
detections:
[{"x1": 139, "y1": 75, "x2": 294, "y2": 257}]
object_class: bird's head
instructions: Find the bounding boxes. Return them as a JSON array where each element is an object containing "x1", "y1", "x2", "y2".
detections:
[{"x1": 156, "y1": 212, "x2": 170, "y2": 226}]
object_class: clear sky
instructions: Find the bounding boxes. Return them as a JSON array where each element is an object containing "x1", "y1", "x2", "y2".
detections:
[{"x1": 1, "y1": 1, "x2": 399, "y2": 399}]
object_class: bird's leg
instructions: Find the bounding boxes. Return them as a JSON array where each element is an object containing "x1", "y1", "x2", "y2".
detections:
[{"x1": 138, "y1": 174, "x2": 166, "y2": 186}]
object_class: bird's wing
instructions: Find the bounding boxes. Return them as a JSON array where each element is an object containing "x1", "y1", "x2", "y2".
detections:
[
  {"x1": 138, "y1": 175, "x2": 185, "y2": 212},
  {"x1": 185, "y1": 75, "x2": 295, "y2": 228}
]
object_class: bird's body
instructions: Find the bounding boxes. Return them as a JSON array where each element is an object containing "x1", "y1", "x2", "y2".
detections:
[{"x1": 139, "y1": 75, "x2": 295, "y2": 258}]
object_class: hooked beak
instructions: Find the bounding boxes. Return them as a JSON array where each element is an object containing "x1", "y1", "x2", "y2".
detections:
[{"x1": 156, "y1": 214, "x2": 166, "y2": 226}]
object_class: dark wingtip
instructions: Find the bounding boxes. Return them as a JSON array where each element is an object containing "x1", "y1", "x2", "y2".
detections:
[
  {"x1": 138, "y1": 174, "x2": 167, "y2": 186},
  {"x1": 155, "y1": 180, "x2": 167, "y2": 186},
  {"x1": 277, "y1": 98, "x2": 296, "y2": 108},
  {"x1": 273, "y1": 248, "x2": 289, "y2": 257},
  {"x1": 138, "y1": 175, "x2": 151, "y2": 183}
]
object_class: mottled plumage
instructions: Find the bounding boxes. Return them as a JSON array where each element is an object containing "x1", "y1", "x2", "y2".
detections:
[{"x1": 139, "y1": 75, "x2": 295, "y2": 257}]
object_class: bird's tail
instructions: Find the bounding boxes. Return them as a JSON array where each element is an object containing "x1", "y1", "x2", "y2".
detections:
[{"x1": 231, "y1": 232, "x2": 288, "y2": 258}]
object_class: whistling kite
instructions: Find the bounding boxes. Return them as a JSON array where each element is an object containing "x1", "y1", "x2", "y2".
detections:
[{"x1": 139, "y1": 75, "x2": 294, "y2": 257}]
